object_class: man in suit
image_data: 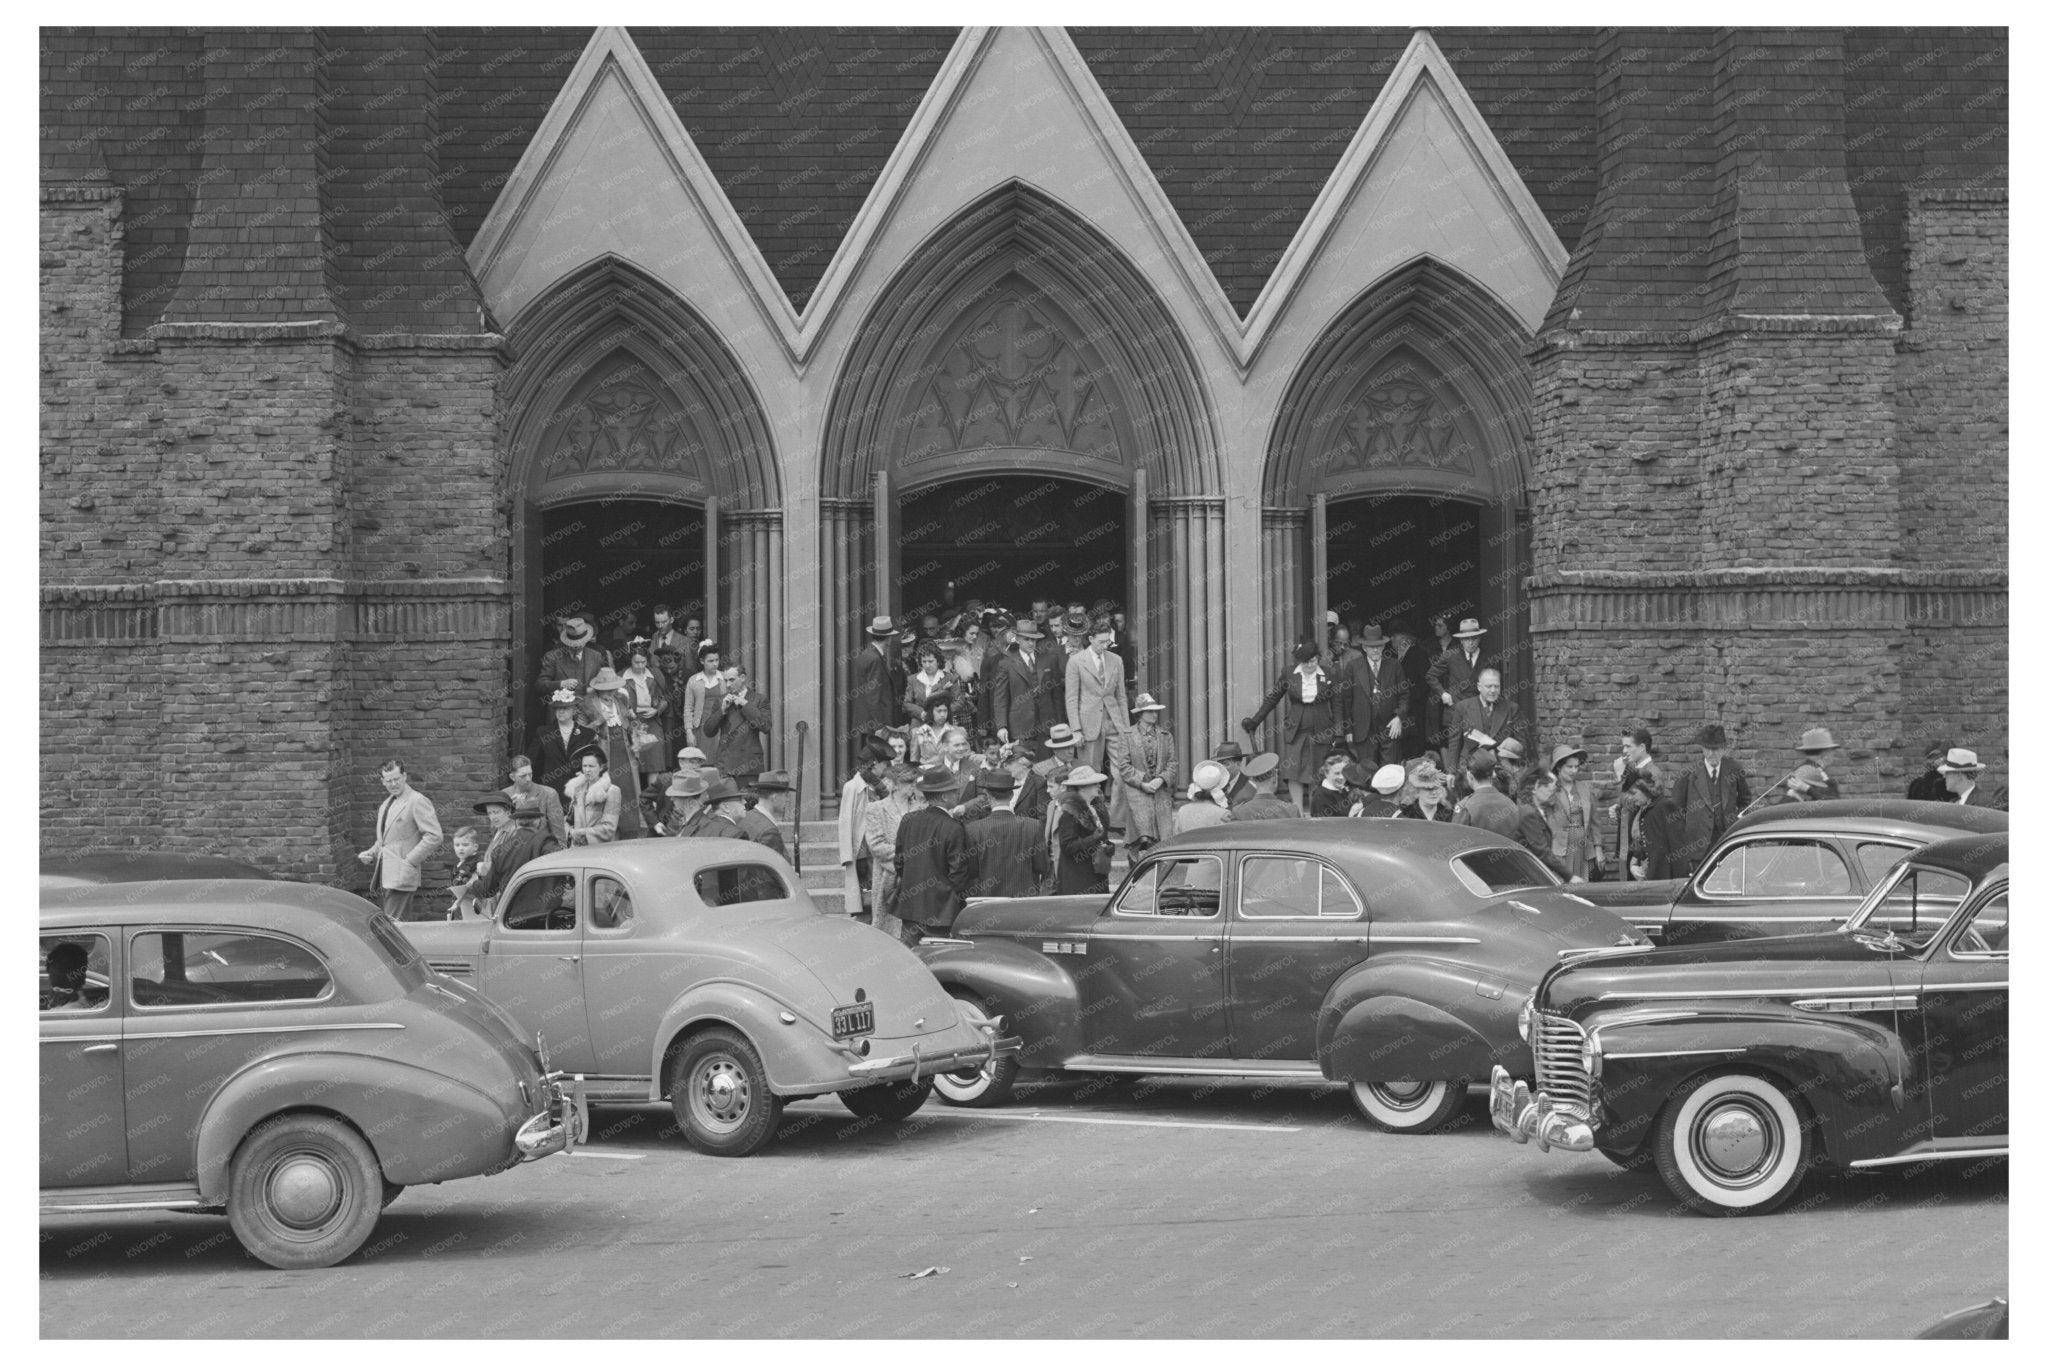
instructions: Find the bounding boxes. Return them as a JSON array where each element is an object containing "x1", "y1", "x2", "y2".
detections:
[
  {"x1": 502, "y1": 754, "x2": 567, "y2": 846},
  {"x1": 536, "y1": 613, "x2": 611, "y2": 706},
  {"x1": 703, "y1": 663, "x2": 770, "y2": 787},
  {"x1": 1451, "y1": 750, "x2": 1520, "y2": 838},
  {"x1": 1938, "y1": 748, "x2": 2008, "y2": 810},
  {"x1": 1445, "y1": 667, "x2": 1524, "y2": 779},
  {"x1": 1340, "y1": 624, "x2": 1409, "y2": 769},
  {"x1": 989, "y1": 619, "x2": 1060, "y2": 757},
  {"x1": 889, "y1": 767, "x2": 974, "y2": 945},
  {"x1": 649, "y1": 603, "x2": 695, "y2": 688},
  {"x1": 1232, "y1": 752, "x2": 1302, "y2": 821},
  {"x1": 1212, "y1": 740, "x2": 1256, "y2": 808},
  {"x1": 1424, "y1": 616, "x2": 1499, "y2": 723},
  {"x1": 1388, "y1": 620, "x2": 1430, "y2": 761},
  {"x1": 1064, "y1": 618, "x2": 1131, "y2": 772},
  {"x1": 1670, "y1": 724, "x2": 1754, "y2": 868},
  {"x1": 928, "y1": 726, "x2": 986, "y2": 814},
  {"x1": 965, "y1": 768, "x2": 1050, "y2": 897},
  {"x1": 848, "y1": 615, "x2": 898, "y2": 762},
  {"x1": 357, "y1": 759, "x2": 444, "y2": 920}
]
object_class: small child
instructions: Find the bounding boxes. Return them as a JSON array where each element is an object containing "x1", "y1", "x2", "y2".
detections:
[{"x1": 447, "y1": 826, "x2": 483, "y2": 921}]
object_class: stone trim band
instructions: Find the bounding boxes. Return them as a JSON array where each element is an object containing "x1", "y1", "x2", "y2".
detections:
[
  {"x1": 1531, "y1": 570, "x2": 2006, "y2": 632},
  {"x1": 42, "y1": 579, "x2": 511, "y2": 645}
]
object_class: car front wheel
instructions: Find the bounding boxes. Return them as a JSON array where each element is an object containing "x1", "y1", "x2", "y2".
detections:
[
  {"x1": 226, "y1": 1114, "x2": 385, "y2": 1269},
  {"x1": 1652, "y1": 1070, "x2": 1811, "y2": 1216},
  {"x1": 1350, "y1": 1078, "x2": 1467, "y2": 1134},
  {"x1": 931, "y1": 993, "x2": 1019, "y2": 1107},
  {"x1": 669, "y1": 1027, "x2": 783, "y2": 1157},
  {"x1": 840, "y1": 1077, "x2": 934, "y2": 1121}
]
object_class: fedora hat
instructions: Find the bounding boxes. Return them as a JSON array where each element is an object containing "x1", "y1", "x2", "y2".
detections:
[
  {"x1": 1935, "y1": 747, "x2": 1983, "y2": 774},
  {"x1": 1063, "y1": 764, "x2": 1108, "y2": 789},
  {"x1": 1212, "y1": 740, "x2": 1246, "y2": 762},
  {"x1": 865, "y1": 614, "x2": 897, "y2": 638},
  {"x1": 702, "y1": 776, "x2": 742, "y2": 804},
  {"x1": 915, "y1": 766, "x2": 956, "y2": 796},
  {"x1": 1796, "y1": 727, "x2": 1840, "y2": 753},
  {"x1": 1131, "y1": 692, "x2": 1166, "y2": 713},
  {"x1": 1371, "y1": 763, "x2": 1408, "y2": 796},
  {"x1": 1046, "y1": 723, "x2": 1080, "y2": 750},
  {"x1": 1496, "y1": 737, "x2": 1528, "y2": 763},
  {"x1": 666, "y1": 773, "x2": 707, "y2": 799},
  {"x1": 587, "y1": 667, "x2": 627, "y2": 692},
  {"x1": 1357, "y1": 624, "x2": 1388, "y2": 646},
  {"x1": 750, "y1": 770, "x2": 793, "y2": 792},
  {"x1": 1452, "y1": 617, "x2": 1487, "y2": 639},
  {"x1": 976, "y1": 767, "x2": 1017, "y2": 793},
  {"x1": 1011, "y1": 619, "x2": 1044, "y2": 640},
  {"x1": 1694, "y1": 723, "x2": 1729, "y2": 749},
  {"x1": 1549, "y1": 743, "x2": 1588, "y2": 770},
  {"x1": 557, "y1": 615, "x2": 595, "y2": 647},
  {"x1": 1243, "y1": 752, "x2": 1281, "y2": 780},
  {"x1": 472, "y1": 792, "x2": 513, "y2": 814}
]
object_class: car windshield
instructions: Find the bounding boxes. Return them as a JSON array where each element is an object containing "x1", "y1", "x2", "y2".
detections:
[
  {"x1": 1844, "y1": 861, "x2": 1973, "y2": 950},
  {"x1": 1450, "y1": 847, "x2": 1560, "y2": 897}
]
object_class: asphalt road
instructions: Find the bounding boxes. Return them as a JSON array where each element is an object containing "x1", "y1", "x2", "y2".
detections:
[{"x1": 40, "y1": 1077, "x2": 2006, "y2": 1339}]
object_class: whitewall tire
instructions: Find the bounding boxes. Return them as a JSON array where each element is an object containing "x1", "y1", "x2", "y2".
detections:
[
  {"x1": 1653, "y1": 1071, "x2": 1810, "y2": 1216},
  {"x1": 1350, "y1": 1078, "x2": 1466, "y2": 1134}
]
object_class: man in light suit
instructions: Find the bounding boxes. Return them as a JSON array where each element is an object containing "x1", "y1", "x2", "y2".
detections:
[
  {"x1": 357, "y1": 759, "x2": 444, "y2": 919},
  {"x1": 989, "y1": 619, "x2": 1060, "y2": 758},
  {"x1": 1064, "y1": 619, "x2": 1131, "y2": 772}
]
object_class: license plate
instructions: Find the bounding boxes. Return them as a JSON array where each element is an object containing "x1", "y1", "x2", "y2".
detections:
[{"x1": 832, "y1": 1002, "x2": 875, "y2": 1039}]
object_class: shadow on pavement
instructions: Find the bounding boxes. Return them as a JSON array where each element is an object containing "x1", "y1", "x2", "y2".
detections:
[{"x1": 1517, "y1": 1155, "x2": 2008, "y2": 1220}]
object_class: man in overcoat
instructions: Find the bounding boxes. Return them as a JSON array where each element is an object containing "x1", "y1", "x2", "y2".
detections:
[
  {"x1": 988, "y1": 620, "x2": 1061, "y2": 757},
  {"x1": 889, "y1": 768, "x2": 973, "y2": 944},
  {"x1": 1445, "y1": 667, "x2": 1524, "y2": 779},
  {"x1": 1670, "y1": 724, "x2": 1754, "y2": 868},
  {"x1": 965, "y1": 769, "x2": 1049, "y2": 897},
  {"x1": 1340, "y1": 624, "x2": 1409, "y2": 769},
  {"x1": 849, "y1": 616, "x2": 898, "y2": 761},
  {"x1": 1425, "y1": 617, "x2": 1499, "y2": 722},
  {"x1": 537, "y1": 613, "x2": 612, "y2": 705}
]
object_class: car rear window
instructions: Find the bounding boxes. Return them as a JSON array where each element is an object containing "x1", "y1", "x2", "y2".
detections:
[
  {"x1": 695, "y1": 864, "x2": 790, "y2": 908},
  {"x1": 130, "y1": 930, "x2": 333, "y2": 1008},
  {"x1": 1450, "y1": 848, "x2": 1558, "y2": 896}
]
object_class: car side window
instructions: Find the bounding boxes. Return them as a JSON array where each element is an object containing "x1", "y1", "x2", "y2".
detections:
[
  {"x1": 1700, "y1": 839, "x2": 1853, "y2": 897},
  {"x1": 1321, "y1": 867, "x2": 1364, "y2": 919},
  {"x1": 41, "y1": 933, "x2": 111, "y2": 1013},
  {"x1": 1114, "y1": 855, "x2": 1222, "y2": 917},
  {"x1": 590, "y1": 876, "x2": 634, "y2": 930},
  {"x1": 694, "y1": 864, "x2": 788, "y2": 908},
  {"x1": 502, "y1": 873, "x2": 578, "y2": 932},
  {"x1": 1855, "y1": 842, "x2": 1913, "y2": 884},
  {"x1": 129, "y1": 931, "x2": 332, "y2": 1008},
  {"x1": 1952, "y1": 890, "x2": 2008, "y2": 956},
  {"x1": 1240, "y1": 856, "x2": 1320, "y2": 919}
]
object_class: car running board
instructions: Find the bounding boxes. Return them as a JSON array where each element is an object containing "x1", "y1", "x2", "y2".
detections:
[
  {"x1": 1062, "y1": 1055, "x2": 1327, "y2": 1081},
  {"x1": 1850, "y1": 1139, "x2": 2009, "y2": 1169},
  {"x1": 41, "y1": 1183, "x2": 209, "y2": 1214}
]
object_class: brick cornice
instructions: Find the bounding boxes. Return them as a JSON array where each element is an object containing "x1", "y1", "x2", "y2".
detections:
[
  {"x1": 42, "y1": 578, "x2": 513, "y2": 645},
  {"x1": 110, "y1": 323, "x2": 509, "y2": 356},
  {"x1": 1530, "y1": 568, "x2": 2005, "y2": 633}
]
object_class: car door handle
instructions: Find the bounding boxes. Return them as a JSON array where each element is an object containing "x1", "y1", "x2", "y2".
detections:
[
  {"x1": 83, "y1": 1043, "x2": 118, "y2": 1055},
  {"x1": 558, "y1": 955, "x2": 580, "y2": 964}
]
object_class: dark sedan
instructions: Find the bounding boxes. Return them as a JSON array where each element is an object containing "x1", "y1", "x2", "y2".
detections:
[
  {"x1": 40, "y1": 850, "x2": 273, "y2": 892},
  {"x1": 915, "y1": 819, "x2": 1645, "y2": 1134},
  {"x1": 1574, "y1": 799, "x2": 2003, "y2": 945}
]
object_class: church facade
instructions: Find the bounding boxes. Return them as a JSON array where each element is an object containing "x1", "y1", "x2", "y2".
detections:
[{"x1": 40, "y1": 27, "x2": 2007, "y2": 876}]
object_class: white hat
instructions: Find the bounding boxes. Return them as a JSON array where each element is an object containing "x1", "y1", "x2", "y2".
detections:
[
  {"x1": 1936, "y1": 748, "x2": 1983, "y2": 774},
  {"x1": 1370, "y1": 763, "x2": 1407, "y2": 796},
  {"x1": 1190, "y1": 760, "x2": 1226, "y2": 794}
]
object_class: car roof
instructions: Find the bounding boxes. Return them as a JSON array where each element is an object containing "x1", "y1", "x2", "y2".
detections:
[
  {"x1": 1724, "y1": 798, "x2": 2005, "y2": 841},
  {"x1": 39, "y1": 850, "x2": 273, "y2": 888},
  {"x1": 40, "y1": 878, "x2": 382, "y2": 940},
  {"x1": 516, "y1": 838, "x2": 795, "y2": 880},
  {"x1": 1903, "y1": 833, "x2": 2008, "y2": 883},
  {"x1": 1154, "y1": 817, "x2": 1520, "y2": 862}
]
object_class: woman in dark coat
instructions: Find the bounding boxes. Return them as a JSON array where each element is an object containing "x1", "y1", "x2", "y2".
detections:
[
  {"x1": 536, "y1": 687, "x2": 599, "y2": 799},
  {"x1": 1242, "y1": 642, "x2": 1343, "y2": 808},
  {"x1": 1397, "y1": 757, "x2": 1456, "y2": 822},
  {"x1": 1053, "y1": 765, "x2": 1115, "y2": 895},
  {"x1": 1622, "y1": 768, "x2": 1688, "y2": 881}
]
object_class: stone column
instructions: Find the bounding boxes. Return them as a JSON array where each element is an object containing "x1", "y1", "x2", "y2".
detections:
[
  {"x1": 721, "y1": 508, "x2": 784, "y2": 768},
  {"x1": 1154, "y1": 497, "x2": 1228, "y2": 779},
  {"x1": 818, "y1": 497, "x2": 875, "y2": 783},
  {"x1": 1257, "y1": 506, "x2": 1307, "y2": 753}
]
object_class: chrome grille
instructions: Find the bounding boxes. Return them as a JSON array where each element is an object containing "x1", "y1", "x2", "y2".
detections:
[{"x1": 1532, "y1": 1013, "x2": 1592, "y2": 1114}]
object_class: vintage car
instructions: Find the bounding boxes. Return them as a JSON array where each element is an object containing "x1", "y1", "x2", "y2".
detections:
[
  {"x1": 1573, "y1": 798, "x2": 2003, "y2": 946},
  {"x1": 913, "y1": 819, "x2": 1646, "y2": 1133},
  {"x1": 40, "y1": 879, "x2": 581, "y2": 1269},
  {"x1": 1493, "y1": 833, "x2": 2008, "y2": 1214},
  {"x1": 401, "y1": 840, "x2": 1013, "y2": 1156},
  {"x1": 41, "y1": 850, "x2": 273, "y2": 892}
]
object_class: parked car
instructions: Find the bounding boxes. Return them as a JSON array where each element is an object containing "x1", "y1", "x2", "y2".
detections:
[
  {"x1": 41, "y1": 850, "x2": 273, "y2": 892},
  {"x1": 40, "y1": 879, "x2": 581, "y2": 1269},
  {"x1": 1573, "y1": 799, "x2": 2003, "y2": 945},
  {"x1": 1915, "y1": 1297, "x2": 2008, "y2": 1339},
  {"x1": 912, "y1": 819, "x2": 1647, "y2": 1133},
  {"x1": 1493, "y1": 833, "x2": 2008, "y2": 1214},
  {"x1": 400, "y1": 840, "x2": 1014, "y2": 1156}
]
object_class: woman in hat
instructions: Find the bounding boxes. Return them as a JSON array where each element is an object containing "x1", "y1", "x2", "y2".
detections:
[
  {"x1": 1242, "y1": 642, "x2": 1344, "y2": 809},
  {"x1": 583, "y1": 667, "x2": 644, "y2": 837},
  {"x1": 1397, "y1": 756, "x2": 1455, "y2": 822},
  {"x1": 1174, "y1": 761, "x2": 1234, "y2": 834},
  {"x1": 565, "y1": 747, "x2": 622, "y2": 846},
  {"x1": 1053, "y1": 765, "x2": 1115, "y2": 895},
  {"x1": 535, "y1": 686, "x2": 598, "y2": 801},
  {"x1": 1110, "y1": 692, "x2": 1177, "y2": 852},
  {"x1": 1621, "y1": 768, "x2": 1687, "y2": 880},
  {"x1": 1540, "y1": 743, "x2": 1601, "y2": 881}
]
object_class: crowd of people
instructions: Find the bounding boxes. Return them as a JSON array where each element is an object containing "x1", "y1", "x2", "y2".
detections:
[{"x1": 352, "y1": 594, "x2": 2006, "y2": 938}]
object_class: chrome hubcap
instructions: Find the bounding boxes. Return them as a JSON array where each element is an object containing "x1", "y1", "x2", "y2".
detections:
[
  {"x1": 268, "y1": 1154, "x2": 343, "y2": 1228},
  {"x1": 1373, "y1": 1080, "x2": 1431, "y2": 1109},
  {"x1": 1694, "y1": 1100, "x2": 1780, "y2": 1184},
  {"x1": 695, "y1": 1058, "x2": 751, "y2": 1129}
]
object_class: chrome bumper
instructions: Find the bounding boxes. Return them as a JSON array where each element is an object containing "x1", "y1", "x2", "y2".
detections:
[
  {"x1": 844, "y1": 1032, "x2": 1021, "y2": 1082},
  {"x1": 515, "y1": 1073, "x2": 587, "y2": 1160},
  {"x1": 1489, "y1": 1065, "x2": 1596, "y2": 1153}
]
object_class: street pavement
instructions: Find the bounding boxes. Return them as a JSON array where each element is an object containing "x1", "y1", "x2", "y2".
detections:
[{"x1": 40, "y1": 1076, "x2": 2005, "y2": 1338}]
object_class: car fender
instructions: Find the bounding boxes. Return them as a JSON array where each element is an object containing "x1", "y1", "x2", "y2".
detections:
[
  {"x1": 915, "y1": 937, "x2": 1084, "y2": 1067},
  {"x1": 648, "y1": 980, "x2": 853, "y2": 1099},
  {"x1": 195, "y1": 1051, "x2": 515, "y2": 1203},
  {"x1": 1319, "y1": 956, "x2": 1525, "y2": 1084},
  {"x1": 1587, "y1": 1010, "x2": 1917, "y2": 1162}
]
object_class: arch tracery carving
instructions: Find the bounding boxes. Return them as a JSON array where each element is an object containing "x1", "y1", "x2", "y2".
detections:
[{"x1": 905, "y1": 292, "x2": 1123, "y2": 466}]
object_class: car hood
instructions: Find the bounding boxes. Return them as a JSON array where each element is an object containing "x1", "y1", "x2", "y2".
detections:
[
  {"x1": 954, "y1": 895, "x2": 1104, "y2": 940},
  {"x1": 695, "y1": 906, "x2": 960, "y2": 1039},
  {"x1": 1542, "y1": 930, "x2": 1897, "y2": 1016},
  {"x1": 1568, "y1": 878, "x2": 1685, "y2": 911}
]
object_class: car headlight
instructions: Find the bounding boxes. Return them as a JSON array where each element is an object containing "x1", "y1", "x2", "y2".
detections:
[{"x1": 1517, "y1": 997, "x2": 1534, "y2": 1043}]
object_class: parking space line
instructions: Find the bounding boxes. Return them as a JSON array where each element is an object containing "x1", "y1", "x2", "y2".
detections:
[{"x1": 932, "y1": 1111, "x2": 1301, "y2": 1133}]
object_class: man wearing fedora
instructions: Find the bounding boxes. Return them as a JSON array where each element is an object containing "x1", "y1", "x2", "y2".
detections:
[
  {"x1": 989, "y1": 618, "x2": 1061, "y2": 758},
  {"x1": 850, "y1": 616, "x2": 899, "y2": 763},
  {"x1": 1783, "y1": 727, "x2": 1844, "y2": 802},
  {"x1": 735, "y1": 772, "x2": 792, "y2": 858},
  {"x1": 1425, "y1": 616, "x2": 1500, "y2": 723},
  {"x1": 536, "y1": 612, "x2": 612, "y2": 705},
  {"x1": 966, "y1": 767, "x2": 1050, "y2": 898},
  {"x1": 357, "y1": 758, "x2": 444, "y2": 920},
  {"x1": 667, "y1": 772, "x2": 741, "y2": 839},
  {"x1": 1065, "y1": 617, "x2": 1132, "y2": 773},
  {"x1": 1671, "y1": 724, "x2": 1753, "y2": 867},
  {"x1": 888, "y1": 767, "x2": 974, "y2": 944},
  {"x1": 1938, "y1": 748, "x2": 2007, "y2": 810},
  {"x1": 1212, "y1": 740, "x2": 1256, "y2": 808},
  {"x1": 1340, "y1": 623, "x2": 1409, "y2": 770}
]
